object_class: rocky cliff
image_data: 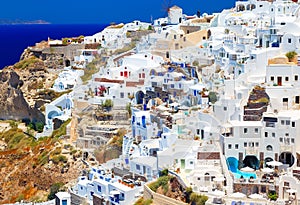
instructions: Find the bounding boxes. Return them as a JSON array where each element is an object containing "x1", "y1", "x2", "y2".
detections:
[{"x1": 0, "y1": 68, "x2": 45, "y2": 122}]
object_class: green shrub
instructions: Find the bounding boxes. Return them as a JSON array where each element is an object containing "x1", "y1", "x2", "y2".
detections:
[
  {"x1": 268, "y1": 191, "x2": 278, "y2": 201},
  {"x1": 208, "y1": 92, "x2": 218, "y2": 104},
  {"x1": 286, "y1": 51, "x2": 297, "y2": 62},
  {"x1": 48, "y1": 182, "x2": 64, "y2": 200},
  {"x1": 190, "y1": 193, "x2": 208, "y2": 205},
  {"x1": 52, "y1": 155, "x2": 67, "y2": 164},
  {"x1": 148, "y1": 175, "x2": 172, "y2": 193},
  {"x1": 160, "y1": 168, "x2": 168, "y2": 177},
  {"x1": 35, "y1": 122, "x2": 44, "y2": 133},
  {"x1": 134, "y1": 197, "x2": 153, "y2": 205},
  {"x1": 103, "y1": 99, "x2": 113, "y2": 109}
]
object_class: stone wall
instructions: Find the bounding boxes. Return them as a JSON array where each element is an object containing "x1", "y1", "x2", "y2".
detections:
[
  {"x1": 143, "y1": 184, "x2": 188, "y2": 205},
  {"x1": 233, "y1": 182, "x2": 278, "y2": 196},
  {"x1": 70, "y1": 192, "x2": 85, "y2": 205},
  {"x1": 198, "y1": 152, "x2": 220, "y2": 160}
]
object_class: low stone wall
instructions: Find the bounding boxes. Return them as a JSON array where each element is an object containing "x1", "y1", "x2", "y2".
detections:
[{"x1": 143, "y1": 183, "x2": 187, "y2": 205}]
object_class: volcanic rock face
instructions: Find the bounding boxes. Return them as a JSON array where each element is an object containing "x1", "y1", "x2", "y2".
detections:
[
  {"x1": 243, "y1": 85, "x2": 270, "y2": 121},
  {"x1": 0, "y1": 68, "x2": 44, "y2": 122}
]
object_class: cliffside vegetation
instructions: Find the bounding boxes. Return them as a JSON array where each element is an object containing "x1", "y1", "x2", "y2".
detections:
[
  {"x1": 14, "y1": 56, "x2": 43, "y2": 70},
  {"x1": 148, "y1": 172, "x2": 208, "y2": 205},
  {"x1": 80, "y1": 58, "x2": 100, "y2": 84},
  {"x1": 0, "y1": 119, "x2": 81, "y2": 203}
]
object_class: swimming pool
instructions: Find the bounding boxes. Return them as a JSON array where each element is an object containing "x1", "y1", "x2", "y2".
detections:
[{"x1": 227, "y1": 157, "x2": 257, "y2": 179}]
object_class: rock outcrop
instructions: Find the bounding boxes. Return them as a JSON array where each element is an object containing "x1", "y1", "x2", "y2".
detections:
[
  {"x1": 243, "y1": 86, "x2": 269, "y2": 121},
  {"x1": 0, "y1": 68, "x2": 44, "y2": 122}
]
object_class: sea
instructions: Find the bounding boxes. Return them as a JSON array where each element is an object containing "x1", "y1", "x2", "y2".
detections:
[{"x1": 0, "y1": 24, "x2": 108, "y2": 69}]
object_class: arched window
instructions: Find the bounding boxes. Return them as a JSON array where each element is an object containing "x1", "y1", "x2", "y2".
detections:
[{"x1": 266, "y1": 145, "x2": 273, "y2": 151}]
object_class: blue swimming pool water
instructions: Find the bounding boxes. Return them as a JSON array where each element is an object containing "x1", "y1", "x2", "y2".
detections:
[{"x1": 227, "y1": 157, "x2": 257, "y2": 179}]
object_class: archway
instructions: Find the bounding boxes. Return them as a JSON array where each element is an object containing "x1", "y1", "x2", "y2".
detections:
[
  {"x1": 136, "y1": 91, "x2": 145, "y2": 104},
  {"x1": 65, "y1": 59, "x2": 70, "y2": 67},
  {"x1": 207, "y1": 29, "x2": 211, "y2": 40},
  {"x1": 266, "y1": 145, "x2": 273, "y2": 151},
  {"x1": 279, "y1": 152, "x2": 295, "y2": 167},
  {"x1": 243, "y1": 155, "x2": 259, "y2": 170},
  {"x1": 48, "y1": 110, "x2": 59, "y2": 120},
  {"x1": 237, "y1": 4, "x2": 246, "y2": 12},
  {"x1": 247, "y1": 4, "x2": 256, "y2": 10}
]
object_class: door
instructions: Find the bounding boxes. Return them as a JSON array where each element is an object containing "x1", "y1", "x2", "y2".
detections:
[{"x1": 277, "y1": 76, "x2": 282, "y2": 86}]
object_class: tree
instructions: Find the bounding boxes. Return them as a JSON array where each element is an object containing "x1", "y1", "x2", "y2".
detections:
[
  {"x1": 208, "y1": 92, "x2": 218, "y2": 104},
  {"x1": 35, "y1": 122, "x2": 44, "y2": 133},
  {"x1": 102, "y1": 99, "x2": 113, "y2": 111},
  {"x1": 286, "y1": 51, "x2": 297, "y2": 62},
  {"x1": 48, "y1": 182, "x2": 64, "y2": 200}
]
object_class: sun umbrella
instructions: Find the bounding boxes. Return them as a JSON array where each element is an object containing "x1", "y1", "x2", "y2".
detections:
[
  {"x1": 213, "y1": 177, "x2": 225, "y2": 182},
  {"x1": 231, "y1": 192, "x2": 246, "y2": 198},
  {"x1": 266, "y1": 161, "x2": 283, "y2": 167},
  {"x1": 211, "y1": 190, "x2": 226, "y2": 197},
  {"x1": 240, "y1": 166, "x2": 255, "y2": 172},
  {"x1": 261, "y1": 167, "x2": 274, "y2": 173},
  {"x1": 286, "y1": 189, "x2": 297, "y2": 194},
  {"x1": 248, "y1": 193, "x2": 263, "y2": 199}
]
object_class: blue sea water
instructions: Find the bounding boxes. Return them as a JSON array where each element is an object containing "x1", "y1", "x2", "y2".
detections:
[{"x1": 0, "y1": 24, "x2": 108, "y2": 69}]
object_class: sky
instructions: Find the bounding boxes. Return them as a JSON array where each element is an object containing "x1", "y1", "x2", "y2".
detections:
[{"x1": 0, "y1": 0, "x2": 237, "y2": 24}]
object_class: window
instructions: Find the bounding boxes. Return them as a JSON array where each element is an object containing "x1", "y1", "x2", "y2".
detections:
[
  {"x1": 281, "y1": 120, "x2": 285, "y2": 125},
  {"x1": 235, "y1": 144, "x2": 239, "y2": 149},
  {"x1": 272, "y1": 132, "x2": 276, "y2": 138},
  {"x1": 136, "y1": 164, "x2": 140, "y2": 170},
  {"x1": 296, "y1": 96, "x2": 300, "y2": 104},
  {"x1": 288, "y1": 38, "x2": 292, "y2": 43},
  {"x1": 98, "y1": 185, "x2": 102, "y2": 192},
  {"x1": 286, "y1": 120, "x2": 290, "y2": 125},
  {"x1": 280, "y1": 138, "x2": 283, "y2": 142},
  {"x1": 285, "y1": 133, "x2": 289, "y2": 137},
  {"x1": 190, "y1": 161, "x2": 193, "y2": 164},
  {"x1": 291, "y1": 138, "x2": 295, "y2": 143},
  {"x1": 295, "y1": 75, "x2": 298, "y2": 81},
  {"x1": 120, "y1": 92, "x2": 124, "y2": 98},
  {"x1": 265, "y1": 132, "x2": 268, "y2": 137},
  {"x1": 255, "y1": 142, "x2": 259, "y2": 147},
  {"x1": 270, "y1": 76, "x2": 274, "y2": 81},
  {"x1": 255, "y1": 128, "x2": 258, "y2": 133},
  {"x1": 244, "y1": 128, "x2": 248, "y2": 133},
  {"x1": 198, "y1": 177, "x2": 200, "y2": 180},
  {"x1": 244, "y1": 142, "x2": 247, "y2": 147},
  {"x1": 285, "y1": 76, "x2": 289, "y2": 81},
  {"x1": 228, "y1": 144, "x2": 232, "y2": 149},
  {"x1": 292, "y1": 121, "x2": 295, "y2": 127},
  {"x1": 120, "y1": 72, "x2": 123, "y2": 76},
  {"x1": 174, "y1": 35, "x2": 177, "y2": 39},
  {"x1": 224, "y1": 107, "x2": 227, "y2": 111},
  {"x1": 266, "y1": 145, "x2": 273, "y2": 151}
]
